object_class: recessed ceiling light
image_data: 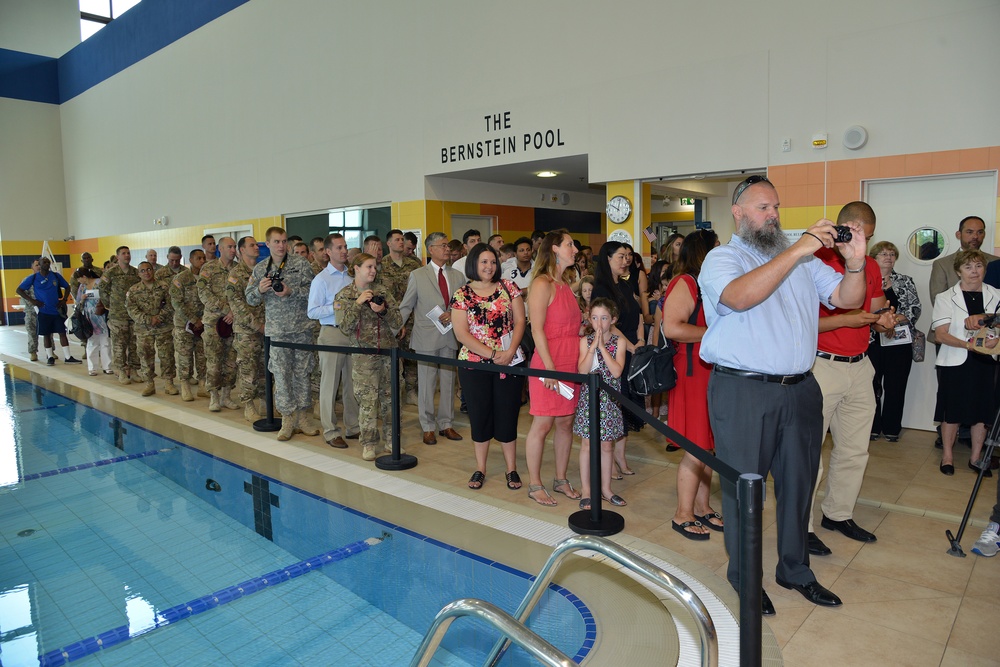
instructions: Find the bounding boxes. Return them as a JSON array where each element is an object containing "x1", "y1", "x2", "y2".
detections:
[{"x1": 536, "y1": 171, "x2": 558, "y2": 178}]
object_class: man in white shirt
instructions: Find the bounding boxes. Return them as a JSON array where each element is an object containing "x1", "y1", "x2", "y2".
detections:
[
  {"x1": 307, "y1": 233, "x2": 360, "y2": 448},
  {"x1": 500, "y1": 237, "x2": 535, "y2": 290},
  {"x1": 450, "y1": 229, "x2": 481, "y2": 276}
]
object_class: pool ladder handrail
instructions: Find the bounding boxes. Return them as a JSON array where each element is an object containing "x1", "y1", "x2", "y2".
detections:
[
  {"x1": 408, "y1": 597, "x2": 575, "y2": 667},
  {"x1": 411, "y1": 534, "x2": 718, "y2": 667}
]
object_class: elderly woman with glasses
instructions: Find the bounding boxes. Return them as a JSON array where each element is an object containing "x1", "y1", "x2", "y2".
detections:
[{"x1": 867, "y1": 242, "x2": 921, "y2": 442}]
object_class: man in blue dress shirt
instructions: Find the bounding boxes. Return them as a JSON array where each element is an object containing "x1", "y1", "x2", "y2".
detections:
[{"x1": 699, "y1": 175, "x2": 868, "y2": 615}]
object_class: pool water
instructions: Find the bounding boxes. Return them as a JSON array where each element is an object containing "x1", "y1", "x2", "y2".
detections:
[{"x1": 0, "y1": 375, "x2": 592, "y2": 666}]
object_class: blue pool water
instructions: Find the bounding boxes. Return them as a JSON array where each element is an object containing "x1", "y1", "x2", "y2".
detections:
[{"x1": 0, "y1": 373, "x2": 593, "y2": 666}]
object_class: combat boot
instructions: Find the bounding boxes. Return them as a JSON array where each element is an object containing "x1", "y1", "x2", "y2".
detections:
[
  {"x1": 220, "y1": 389, "x2": 239, "y2": 410},
  {"x1": 276, "y1": 413, "x2": 295, "y2": 441},
  {"x1": 163, "y1": 379, "x2": 179, "y2": 396},
  {"x1": 296, "y1": 410, "x2": 321, "y2": 436},
  {"x1": 180, "y1": 381, "x2": 194, "y2": 402},
  {"x1": 197, "y1": 381, "x2": 209, "y2": 398},
  {"x1": 118, "y1": 370, "x2": 131, "y2": 385},
  {"x1": 362, "y1": 444, "x2": 377, "y2": 461},
  {"x1": 141, "y1": 381, "x2": 155, "y2": 397},
  {"x1": 243, "y1": 400, "x2": 261, "y2": 422},
  {"x1": 208, "y1": 390, "x2": 221, "y2": 412},
  {"x1": 30, "y1": 353, "x2": 38, "y2": 361}
]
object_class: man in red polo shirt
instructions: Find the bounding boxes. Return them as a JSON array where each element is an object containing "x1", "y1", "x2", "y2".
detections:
[{"x1": 807, "y1": 201, "x2": 898, "y2": 555}]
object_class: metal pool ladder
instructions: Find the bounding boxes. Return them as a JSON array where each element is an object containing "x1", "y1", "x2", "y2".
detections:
[{"x1": 409, "y1": 534, "x2": 718, "y2": 667}]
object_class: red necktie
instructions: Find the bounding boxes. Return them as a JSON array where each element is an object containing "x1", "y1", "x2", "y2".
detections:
[{"x1": 438, "y1": 266, "x2": 449, "y2": 304}]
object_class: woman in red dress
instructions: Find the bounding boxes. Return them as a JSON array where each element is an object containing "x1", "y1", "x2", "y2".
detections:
[
  {"x1": 662, "y1": 229, "x2": 722, "y2": 540},
  {"x1": 525, "y1": 230, "x2": 583, "y2": 506}
]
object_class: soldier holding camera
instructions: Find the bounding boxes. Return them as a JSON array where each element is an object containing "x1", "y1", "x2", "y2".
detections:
[{"x1": 246, "y1": 226, "x2": 320, "y2": 441}]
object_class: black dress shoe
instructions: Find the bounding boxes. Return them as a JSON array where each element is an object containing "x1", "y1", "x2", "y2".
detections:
[
  {"x1": 807, "y1": 532, "x2": 832, "y2": 556},
  {"x1": 761, "y1": 589, "x2": 775, "y2": 616},
  {"x1": 821, "y1": 516, "x2": 877, "y2": 543},
  {"x1": 775, "y1": 578, "x2": 842, "y2": 607}
]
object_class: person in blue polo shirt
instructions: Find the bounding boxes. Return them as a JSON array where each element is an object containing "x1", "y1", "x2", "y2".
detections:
[{"x1": 17, "y1": 257, "x2": 82, "y2": 367}]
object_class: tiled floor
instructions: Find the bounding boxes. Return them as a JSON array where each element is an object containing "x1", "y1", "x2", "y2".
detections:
[{"x1": 3, "y1": 326, "x2": 999, "y2": 666}]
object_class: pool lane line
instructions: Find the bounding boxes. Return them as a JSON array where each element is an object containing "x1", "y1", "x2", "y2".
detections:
[
  {"x1": 12, "y1": 403, "x2": 71, "y2": 413},
  {"x1": 19, "y1": 449, "x2": 174, "y2": 482},
  {"x1": 38, "y1": 534, "x2": 390, "y2": 667}
]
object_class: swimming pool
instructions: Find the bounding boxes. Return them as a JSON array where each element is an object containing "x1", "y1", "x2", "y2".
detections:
[{"x1": 0, "y1": 375, "x2": 592, "y2": 666}]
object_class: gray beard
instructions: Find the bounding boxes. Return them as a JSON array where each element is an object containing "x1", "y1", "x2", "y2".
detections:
[{"x1": 739, "y1": 216, "x2": 790, "y2": 257}]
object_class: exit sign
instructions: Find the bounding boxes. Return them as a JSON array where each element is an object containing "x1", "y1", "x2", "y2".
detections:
[{"x1": 681, "y1": 198, "x2": 695, "y2": 206}]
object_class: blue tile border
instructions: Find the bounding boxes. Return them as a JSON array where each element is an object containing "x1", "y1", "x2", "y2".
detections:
[
  {"x1": 37, "y1": 538, "x2": 382, "y2": 666},
  {"x1": 18, "y1": 448, "x2": 171, "y2": 483}
]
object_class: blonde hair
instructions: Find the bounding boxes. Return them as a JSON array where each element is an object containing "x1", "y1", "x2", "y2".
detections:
[
  {"x1": 531, "y1": 229, "x2": 571, "y2": 282},
  {"x1": 576, "y1": 275, "x2": 595, "y2": 312}
]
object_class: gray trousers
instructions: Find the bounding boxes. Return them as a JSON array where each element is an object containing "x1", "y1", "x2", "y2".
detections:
[
  {"x1": 707, "y1": 369, "x2": 823, "y2": 588},
  {"x1": 317, "y1": 325, "x2": 359, "y2": 440},
  {"x1": 415, "y1": 346, "x2": 456, "y2": 432}
]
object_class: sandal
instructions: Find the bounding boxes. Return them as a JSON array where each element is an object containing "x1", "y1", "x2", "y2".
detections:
[
  {"x1": 528, "y1": 484, "x2": 557, "y2": 506},
  {"x1": 602, "y1": 494, "x2": 627, "y2": 507},
  {"x1": 615, "y1": 462, "x2": 635, "y2": 477},
  {"x1": 506, "y1": 471, "x2": 522, "y2": 490},
  {"x1": 579, "y1": 497, "x2": 591, "y2": 510},
  {"x1": 695, "y1": 512, "x2": 724, "y2": 532},
  {"x1": 468, "y1": 471, "x2": 485, "y2": 489},
  {"x1": 552, "y1": 479, "x2": 581, "y2": 500},
  {"x1": 672, "y1": 520, "x2": 710, "y2": 541}
]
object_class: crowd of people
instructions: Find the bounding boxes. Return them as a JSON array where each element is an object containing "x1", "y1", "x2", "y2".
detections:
[{"x1": 19, "y1": 192, "x2": 1000, "y2": 605}]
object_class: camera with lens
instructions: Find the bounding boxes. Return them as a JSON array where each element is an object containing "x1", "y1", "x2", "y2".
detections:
[
  {"x1": 369, "y1": 294, "x2": 385, "y2": 308},
  {"x1": 833, "y1": 225, "x2": 853, "y2": 243},
  {"x1": 268, "y1": 270, "x2": 284, "y2": 293},
  {"x1": 981, "y1": 313, "x2": 998, "y2": 328}
]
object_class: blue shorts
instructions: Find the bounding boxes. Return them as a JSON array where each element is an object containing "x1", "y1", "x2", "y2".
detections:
[{"x1": 37, "y1": 313, "x2": 66, "y2": 337}]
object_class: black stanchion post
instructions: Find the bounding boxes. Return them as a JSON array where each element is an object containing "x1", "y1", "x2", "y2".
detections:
[
  {"x1": 568, "y1": 373, "x2": 624, "y2": 536},
  {"x1": 376, "y1": 346, "x2": 417, "y2": 470},
  {"x1": 253, "y1": 335, "x2": 281, "y2": 432},
  {"x1": 737, "y1": 473, "x2": 764, "y2": 667}
]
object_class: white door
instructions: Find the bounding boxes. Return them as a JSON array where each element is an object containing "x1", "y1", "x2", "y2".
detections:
[
  {"x1": 865, "y1": 172, "x2": 999, "y2": 431},
  {"x1": 450, "y1": 215, "x2": 494, "y2": 246}
]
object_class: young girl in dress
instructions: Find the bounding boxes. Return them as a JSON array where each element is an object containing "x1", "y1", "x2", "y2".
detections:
[
  {"x1": 574, "y1": 297, "x2": 627, "y2": 509},
  {"x1": 575, "y1": 276, "x2": 595, "y2": 335}
]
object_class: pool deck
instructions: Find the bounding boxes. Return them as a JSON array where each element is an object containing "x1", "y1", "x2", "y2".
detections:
[{"x1": 3, "y1": 325, "x2": 999, "y2": 666}]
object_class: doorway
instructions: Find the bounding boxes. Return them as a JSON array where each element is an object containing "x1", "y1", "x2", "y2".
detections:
[{"x1": 865, "y1": 171, "x2": 999, "y2": 431}]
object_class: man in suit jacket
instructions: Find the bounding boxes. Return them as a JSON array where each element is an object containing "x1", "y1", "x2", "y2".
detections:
[{"x1": 399, "y1": 231, "x2": 465, "y2": 445}]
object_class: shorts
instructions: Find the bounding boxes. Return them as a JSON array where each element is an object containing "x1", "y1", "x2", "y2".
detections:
[{"x1": 37, "y1": 313, "x2": 66, "y2": 337}]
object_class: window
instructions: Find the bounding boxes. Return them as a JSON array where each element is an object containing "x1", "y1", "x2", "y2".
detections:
[{"x1": 80, "y1": 0, "x2": 142, "y2": 41}]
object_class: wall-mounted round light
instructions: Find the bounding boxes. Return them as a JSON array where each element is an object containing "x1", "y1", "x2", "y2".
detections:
[
  {"x1": 843, "y1": 125, "x2": 868, "y2": 150},
  {"x1": 536, "y1": 171, "x2": 558, "y2": 178}
]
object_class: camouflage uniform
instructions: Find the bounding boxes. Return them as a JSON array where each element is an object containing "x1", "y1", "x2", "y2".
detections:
[
  {"x1": 226, "y1": 260, "x2": 265, "y2": 405},
  {"x1": 245, "y1": 253, "x2": 316, "y2": 417},
  {"x1": 380, "y1": 254, "x2": 422, "y2": 394},
  {"x1": 169, "y1": 268, "x2": 206, "y2": 384},
  {"x1": 21, "y1": 287, "x2": 38, "y2": 356},
  {"x1": 125, "y1": 280, "x2": 175, "y2": 384},
  {"x1": 154, "y1": 264, "x2": 183, "y2": 285},
  {"x1": 198, "y1": 258, "x2": 237, "y2": 393},
  {"x1": 335, "y1": 282, "x2": 403, "y2": 459},
  {"x1": 100, "y1": 263, "x2": 140, "y2": 377}
]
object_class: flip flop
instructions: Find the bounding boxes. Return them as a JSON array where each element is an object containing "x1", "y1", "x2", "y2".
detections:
[
  {"x1": 505, "y1": 471, "x2": 522, "y2": 490},
  {"x1": 468, "y1": 471, "x2": 485, "y2": 489},
  {"x1": 695, "y1": 512, "x2": 724, "y2": 532},
  {"x1": 672, "y1": 520, "x2": 710, "y2": 541}
]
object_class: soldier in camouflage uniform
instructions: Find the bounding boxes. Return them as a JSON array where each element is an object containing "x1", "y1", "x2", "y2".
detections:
[
  {"x1": 335, "y1": 253, "x2": 403, "y2": 461},
  {"x1": 227, "y1": 236, "x2": 265, "y2": 422},
  {"x1": 100, "y1": 246, "x2": 140, "y2": 384},
  {"x1": 199, "y1": 237, "x2": 238, "y2": 412},
  {"x1": 22, "y1": 259, "x2": 39, "y2": 360},
  {"x1": 126, "y1": 262, "x2": 177, "y2": 397},
  {"x1": 169, "y1": 249, "x2": 207, "y2": 402},
  {"x1": 154, "y1": 246, "x2": 185, "y2": 285},
  {"x1": 246, "y1": 227, "x2": 320, "y2": 441},
  {"x1": 381, "y1": 229, "x2": 422, "y2": 401}
]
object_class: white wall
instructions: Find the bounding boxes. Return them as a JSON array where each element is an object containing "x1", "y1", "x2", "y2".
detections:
[
  {"x1": 49, "y1": 0, "x2": 1000, "y2": 239},
  {"x1": 0, "y1": 98, "x2": 68, "y2": 241},
  {"x1": 0, "y1": 0, "x2": 79, "y2": 57}
]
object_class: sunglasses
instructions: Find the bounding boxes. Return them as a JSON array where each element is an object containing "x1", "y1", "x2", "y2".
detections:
[{"x1": 732, "y1": 174, "x2": 771, "y2": 205}]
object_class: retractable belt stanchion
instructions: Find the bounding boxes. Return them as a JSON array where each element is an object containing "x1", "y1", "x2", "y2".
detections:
[
  {"x1": 376, "y1": 346, "x2": 417, "y2": 470},
  {"x1": 737, "y1": 473, "x2": 764, "y2": 667},
  {"x1": 253, "y1": 335, "x2": 281, "y2": 432},
  {"x1": 568, "y1": 372, "x2": 624, "y2": 536}
]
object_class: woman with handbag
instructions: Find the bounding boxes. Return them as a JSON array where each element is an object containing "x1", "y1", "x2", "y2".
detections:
[
  {"x1": 867, "y1": 242, "x2": 922, "y2": 442},
  {"x1": 662, "y1": 230, "x2": 721, "y2": 539},
  {"x1": 76, "y1": 268, "x2": 113, "y2": 376}
]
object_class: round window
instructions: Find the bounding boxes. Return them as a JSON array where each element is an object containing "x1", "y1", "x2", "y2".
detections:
[{"x1": 907, "y1": 227, "x2": 946, "y2": 261}]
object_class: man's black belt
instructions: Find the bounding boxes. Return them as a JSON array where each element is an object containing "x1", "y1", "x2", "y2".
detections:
[
  {"x1": 714, "y1": 364, "x2": 811, "y2": 385},
  {"x1": 815, "y1": 351, "x2": 866, "y2": 363}
]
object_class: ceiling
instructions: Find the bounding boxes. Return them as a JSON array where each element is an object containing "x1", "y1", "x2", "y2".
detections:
[{"x1": 428, "y1": 154, "x2": 766, "y2": 200}]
